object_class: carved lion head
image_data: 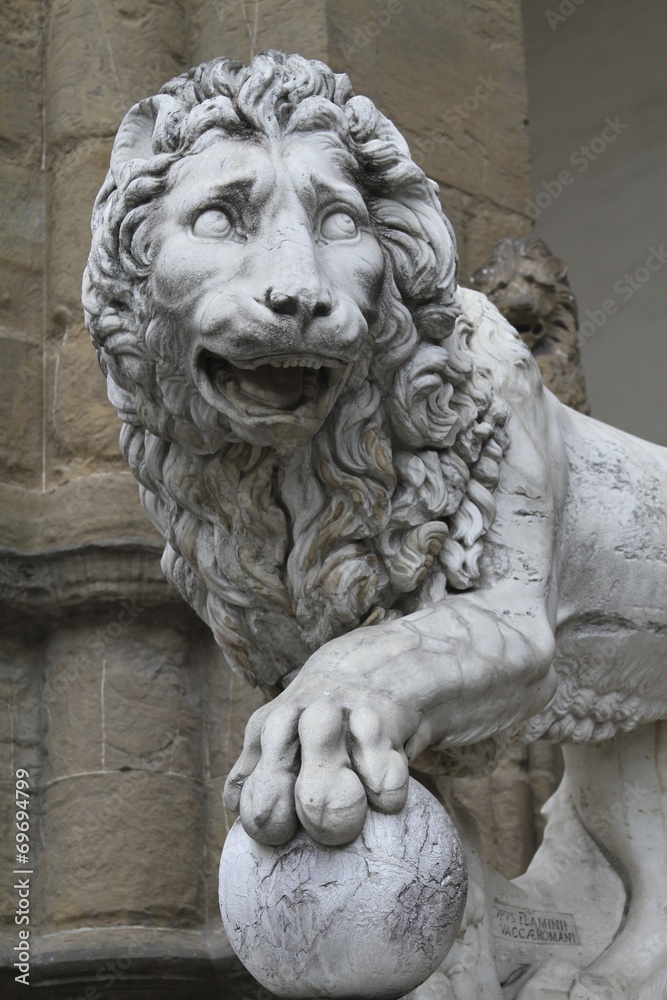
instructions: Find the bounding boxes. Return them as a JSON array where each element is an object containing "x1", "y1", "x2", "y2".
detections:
[
  {"x1": 84, "y1": 52, "x2": 512, "y2": 695},
  {"x1": 469, "y1": 236, "x2": 589, "y2": 413}
]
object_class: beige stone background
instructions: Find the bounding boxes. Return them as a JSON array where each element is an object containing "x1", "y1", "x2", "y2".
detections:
[{"x1": 0, "y1": 1, "x2": 570, "y2": 996}]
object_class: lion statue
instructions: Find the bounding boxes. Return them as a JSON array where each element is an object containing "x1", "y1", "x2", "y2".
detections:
[
  {"x1": 469, "y1": 236, "x2": 589, "y2": 415},
  {"x1": 83, "y1": 52, "x2": 667, "y2": 1000}
]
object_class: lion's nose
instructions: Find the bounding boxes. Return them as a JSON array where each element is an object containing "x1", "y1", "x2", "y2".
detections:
[{"x1": 265, "y1": 285, "x2": 333, "y2": 321}]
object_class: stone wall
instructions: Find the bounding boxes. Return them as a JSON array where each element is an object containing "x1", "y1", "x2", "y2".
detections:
[{"x1": 0, "y1": 2, "x2": 537, "y2": 995}]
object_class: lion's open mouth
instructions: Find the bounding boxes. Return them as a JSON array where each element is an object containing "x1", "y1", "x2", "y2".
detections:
[{"x1": 199, "y1": 350, "x2": 346, "y2": 413}]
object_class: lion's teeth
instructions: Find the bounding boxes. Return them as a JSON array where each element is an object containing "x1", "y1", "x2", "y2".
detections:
[{"x1": 270, "y1": 358, "x2": 323, "y2": 369}]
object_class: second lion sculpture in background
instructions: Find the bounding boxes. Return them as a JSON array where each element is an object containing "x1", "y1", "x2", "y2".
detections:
[{"x1": 469, "y1": 235, "x2": 589, "y2": 415}]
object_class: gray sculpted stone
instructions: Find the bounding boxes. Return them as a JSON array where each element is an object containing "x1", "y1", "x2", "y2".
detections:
[
  {"x1": 219, "y1": 777, "x2": 466, "y2": 999},
  {"x1": 84, "y1": 51, "x2": 667, "y2": 1000}
]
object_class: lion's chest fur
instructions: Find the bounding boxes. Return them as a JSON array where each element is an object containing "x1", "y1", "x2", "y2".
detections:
[{"x1": 187, "y1": 439, "x2": 385, "y2": 690}]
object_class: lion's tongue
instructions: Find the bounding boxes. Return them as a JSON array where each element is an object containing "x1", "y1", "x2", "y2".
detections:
[{"x1": 234, "y1": 363, "x2": 304, "y2": 409}]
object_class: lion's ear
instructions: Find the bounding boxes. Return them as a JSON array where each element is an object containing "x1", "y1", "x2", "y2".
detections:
[{"x1": 111, "y1": 95, "x2": 183, "y2": 178}]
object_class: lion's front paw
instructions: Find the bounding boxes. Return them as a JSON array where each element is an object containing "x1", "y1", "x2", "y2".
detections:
[{"x1": 223, "y1": 677, "x2": 418, "y2": 845}]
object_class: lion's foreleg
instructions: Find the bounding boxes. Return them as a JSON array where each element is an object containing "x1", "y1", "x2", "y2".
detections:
[{"x1": 225, "y1": 593, "x2": 558, "y2": 846}]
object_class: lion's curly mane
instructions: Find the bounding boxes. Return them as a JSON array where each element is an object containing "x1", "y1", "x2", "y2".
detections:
[{"x1": 84, "y1": 52, "x2": 523, "y2": 737}]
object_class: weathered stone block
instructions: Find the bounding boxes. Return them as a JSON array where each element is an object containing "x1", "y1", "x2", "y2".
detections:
[
  {"x1": 0, "y1": 161, "x2": 43, "y2": 275},
  {"x1": 188, "y1": 0, "x2": 328, "y2": 66},
  {"x1": 99, "y1": 627, "x2": 203, "y2": 776},
  {"x1": 47, "y1": 320, "x2": 125, "y2": 484},
  {"x1": 46, "y1": 0, "x2": 187, "y2": 152},
  {"x1": 47, "y1": 139, "x2": 113, "y2": 315},
  {"x1": 0, "y1": 638, "x2": 43, "y2": 931},
  {"x1": 44, "y1": 628, "x2": 106, "y2": 777},
  {"x1": 0, "y1": 0, "x2": 43, "y2": 163},
  {"x1": 39, "y1": 772, "x2": 204, "y2": 927},
  {"x1": 0, "y1": 475, "x2": 157, "y2": 551},
  {"x1": 44, "y1": 621, "x2": 204, "y2": 779},
  {"x1": 0, "y1": 335, "x2": 43, "y2": 488},
  {"x1": 328, "y1": 0, "x2": 531, "y2": 214},
  {"x1": 0, "y1": 157, "x2": 43, "y2": 345}
]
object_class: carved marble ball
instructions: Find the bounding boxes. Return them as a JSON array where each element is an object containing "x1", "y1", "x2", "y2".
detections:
[{"x1": 219, "y1": 778, "x2": 467, "y2": 999}]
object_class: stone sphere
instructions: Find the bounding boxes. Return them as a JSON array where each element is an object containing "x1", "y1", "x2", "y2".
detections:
[{"x1": 219, "y1": 777, "x2": 467, "y2": 999}]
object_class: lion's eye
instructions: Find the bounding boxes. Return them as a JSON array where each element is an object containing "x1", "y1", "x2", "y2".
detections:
[
  {"x1": 320, "y1": 211, "x2": 358, "y2": 241},
  {"x1": 193, "y1": 209, "x2": 233, "y2": 239}
]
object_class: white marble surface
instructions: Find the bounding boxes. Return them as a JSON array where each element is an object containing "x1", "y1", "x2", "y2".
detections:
[
  {"x1": 219, "y1": 778, "x2": 466, "y2": 999},
  {"x1": 85, "y1": 50, "x2": 667, "y2": 1000}
]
